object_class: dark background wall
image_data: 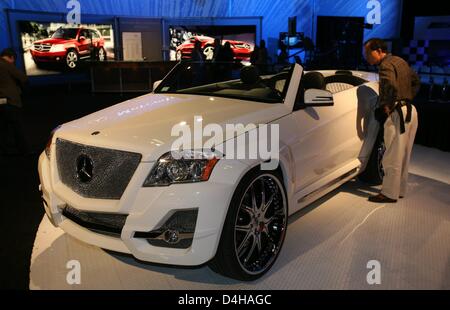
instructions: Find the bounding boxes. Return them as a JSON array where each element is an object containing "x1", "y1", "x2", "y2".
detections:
[
  {"x1": 401, "y1": 0, "x2": 450, "y2": 40},
  {"x1": 1, "y1": 0, "x2": 405, "y2": 59}
]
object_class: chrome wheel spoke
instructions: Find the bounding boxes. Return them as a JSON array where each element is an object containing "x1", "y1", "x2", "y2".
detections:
[
  {"x1": 244, "y1": 235, "x2": 257, "y2": 262},
  {"x1": 263, "y1": 216, "x2": 280, "y2": 233},
  {"x1": 236, "y1": 223, "x2": 251, "y2": 233},
  {"x1": 260, "y1": 178, "x2": 266, "y2": 210},
  {"x1": 237, "y1": 230, "x2": 253, "y2": 257},
  {"x1": 251, "y1": 185, "x2": 258, "y2": 213},
  {"x1": 255, "y1": 233, "x2": 262, "y2": 254},
  {"x1": 262, "y1": 194, "x2": 275, "y2": 216},
  {"x1": 264, "y1": 215, "x2": 276, "y2": 226},
  {"x1": 241, "y1": 204, "x2": 254, "y2": 217}
]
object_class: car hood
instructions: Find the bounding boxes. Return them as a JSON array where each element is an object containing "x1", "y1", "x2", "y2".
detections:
[
  {"x1": 33, "y1": 38, "x2": 73, "y2": 45},
  {"x1": 55, "y1": 93, "x2": 290, "y2": 161}
]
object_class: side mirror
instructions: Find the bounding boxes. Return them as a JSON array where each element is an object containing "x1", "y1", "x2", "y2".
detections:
[
  {"x1": 153, "y1": 80, "x2": 162, "y2": 91},
  {"x1": 304, "y1": 89, "x2": 334, "y2": 107},
  {"x1": 79, "y1": 36, "x2": 86, "y2": 42}
]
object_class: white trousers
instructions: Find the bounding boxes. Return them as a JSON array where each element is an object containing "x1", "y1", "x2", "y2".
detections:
[{"x1": 381, "y1": 105, "x2": 418, "y2": 200}]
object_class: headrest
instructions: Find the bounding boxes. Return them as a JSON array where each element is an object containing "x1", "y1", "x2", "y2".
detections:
[
  {"x1": 303, "y1": 71, "x2": 325, "y2": 90},
  {"x1": 240, "y1": 66, "x2": 260, "y2": 85},
  {"x1": 335, "y1": 70, "x2": 353, "y2": 75}
]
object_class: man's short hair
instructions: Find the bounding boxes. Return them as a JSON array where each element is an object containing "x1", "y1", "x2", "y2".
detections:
[
  {"x1": 364, "y1": 38, "x2": 388, "y2": 53},
  {"x1": 1, "y1": 48, "x2": 17, "y2": 59}
]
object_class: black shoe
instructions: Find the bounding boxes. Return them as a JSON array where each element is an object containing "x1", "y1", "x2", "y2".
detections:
[{"x1": 368, "y1": 193, "x2": 397, "y2": 203}]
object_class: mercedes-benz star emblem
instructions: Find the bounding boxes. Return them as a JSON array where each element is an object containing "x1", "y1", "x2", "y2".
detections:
[{"x1": 76, "y1": 154, "x2": 94, "y2": 183}]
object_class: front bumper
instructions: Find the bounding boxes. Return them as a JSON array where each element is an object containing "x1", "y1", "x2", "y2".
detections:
[
  {"x1": 38, "y1": 151, "x2": 249, "y2": 266},
  {"x1": 232, "y1": 49, "x2": 251, "y2": 60},
  {"x1": 31, "y1": 50, "x2": 66, "y2": 63}
]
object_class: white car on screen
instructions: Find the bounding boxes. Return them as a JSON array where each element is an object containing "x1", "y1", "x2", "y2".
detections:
[{"x1": 38, "y1": 62, "x2": 382, "y2": 280}]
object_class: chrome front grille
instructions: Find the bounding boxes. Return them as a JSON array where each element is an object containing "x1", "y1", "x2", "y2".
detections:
[
  {"x1": 33, "y1": 44, "x2": 52, "y2": 52},
  {"x1": 56, "y1": 139, "x2": 142, "y2": 200}
]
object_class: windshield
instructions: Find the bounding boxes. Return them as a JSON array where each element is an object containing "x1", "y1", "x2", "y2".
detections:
[
  {"x1": 52, "y1": 28, "x2": 79, "y2": 40},
  {"x1": 154, "y1": 62, "x2": 293, "y2": 103}
]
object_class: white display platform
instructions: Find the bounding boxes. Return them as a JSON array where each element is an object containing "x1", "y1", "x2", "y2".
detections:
[{"x1": 30, "y1": 145, "x2": 450, "y2": 289}]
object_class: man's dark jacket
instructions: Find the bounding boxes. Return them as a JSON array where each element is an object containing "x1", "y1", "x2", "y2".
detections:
[
  {"x1": 378, "y1": 54, "x2": 420, "y2": 110},
  {"x1": 0, "y1": 58, "x2": 28, "y2": 108}
]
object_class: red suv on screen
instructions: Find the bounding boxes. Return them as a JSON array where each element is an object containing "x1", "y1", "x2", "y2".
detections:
[
  {"x1": 176, "y1": 35, "x2": 252, "y2": 61},
  {"x1": 30, "y1": 27, "x2": 107, "y2": 69}
]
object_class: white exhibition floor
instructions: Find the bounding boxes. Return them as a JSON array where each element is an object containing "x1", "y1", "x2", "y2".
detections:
[{"x1": 30, "y1": 145, "x2": 450, "y2": 289}]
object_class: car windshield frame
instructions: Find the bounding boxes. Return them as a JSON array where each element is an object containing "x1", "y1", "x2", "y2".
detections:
[
  {"x1": 52, "y1": 28, "x2": 79, "y2": 40},
  {"x1": 154, "y1": 61, "x2": 295, "y2": 104}
]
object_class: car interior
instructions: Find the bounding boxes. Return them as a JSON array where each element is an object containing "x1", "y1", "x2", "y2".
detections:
[
  {"x1": 163, "y1": 65, "x2": 369, "y2": 103},
  {"x1": 175, "y1": 65, "x2": 286, "y2": 102}
]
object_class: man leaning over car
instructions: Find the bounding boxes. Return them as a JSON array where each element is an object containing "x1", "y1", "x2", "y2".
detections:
[
  {"x1": 0, "y1": 48, "x2": 30, "y2": 155},
  {"x1": 363, "y1": 38, "x2": 420, "y2": 203}
]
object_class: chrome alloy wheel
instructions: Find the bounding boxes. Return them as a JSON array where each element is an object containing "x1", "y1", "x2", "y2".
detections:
[
  {"x1": 203, "y1": 46, "x2": 214, "y2": 60},
  {"x1": 377, "y1": 140, "x2": 386, "y2": 179},
  {"x1": 98, "y1": 48, "x2": 106, "y2": 61},
  {"x1": 66, "y1": 51, "x2": 78, "y2": 69},
  {"x1": 234, "y1": 174, "x2": 287, "y2": 275}
]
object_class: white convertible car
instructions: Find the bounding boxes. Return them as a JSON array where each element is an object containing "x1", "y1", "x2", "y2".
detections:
[{"x1": 38, "y1": 62, "x2": 383, "y2": 280}]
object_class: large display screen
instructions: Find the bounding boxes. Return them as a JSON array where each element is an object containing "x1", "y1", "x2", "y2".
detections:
[
  {"x1": 169, "y1": 25, "x2": 256, "y2": 62},
  {"x1": 19, "y1": 21, "x2": 115, "y2": 76}
]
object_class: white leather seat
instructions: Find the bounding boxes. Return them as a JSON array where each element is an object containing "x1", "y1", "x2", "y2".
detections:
[{"x1": 325, "y1": 82, "x2": 354, "y2": 93}]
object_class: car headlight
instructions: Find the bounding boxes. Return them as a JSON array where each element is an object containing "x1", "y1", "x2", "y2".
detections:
[
  {"x1": 50, "y1": 44, "x2": 66, "y2": 53},
  {"x1": 143, "y1": 150, "x2": 221, "y2": 187},
  {"x1": 45, "y1": 125, "x2": 61, "y2": 159}
]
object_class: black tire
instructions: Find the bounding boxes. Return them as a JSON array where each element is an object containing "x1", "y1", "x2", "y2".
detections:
[
  {"x1": 359, "y1": 130, "x2": 385, "y2": 185},
  {"x1": 65, "y1": 49, "x2": 79, "y2": 70},
  {"x1": 33, "y1": 60, "x2": 44, "y2": 69},
  {"x1": 209, "y1": 167, "x2": 288, "y2": 281}
]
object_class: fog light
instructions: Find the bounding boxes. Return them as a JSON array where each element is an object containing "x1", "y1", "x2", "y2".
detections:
[
  {"x1": 134, "y1": 209, "x2": 198, "y2": 249},
  {"x1": 164, "y1": 230, "x2": 180, "y2": 244},
  {"x1": 56, "y1": 57, "x2": 60, "y2": 61}
]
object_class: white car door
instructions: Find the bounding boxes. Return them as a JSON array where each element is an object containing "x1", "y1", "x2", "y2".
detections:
[{"x1": 290, "y1": 74, "x2": 363, "y2": 194}]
